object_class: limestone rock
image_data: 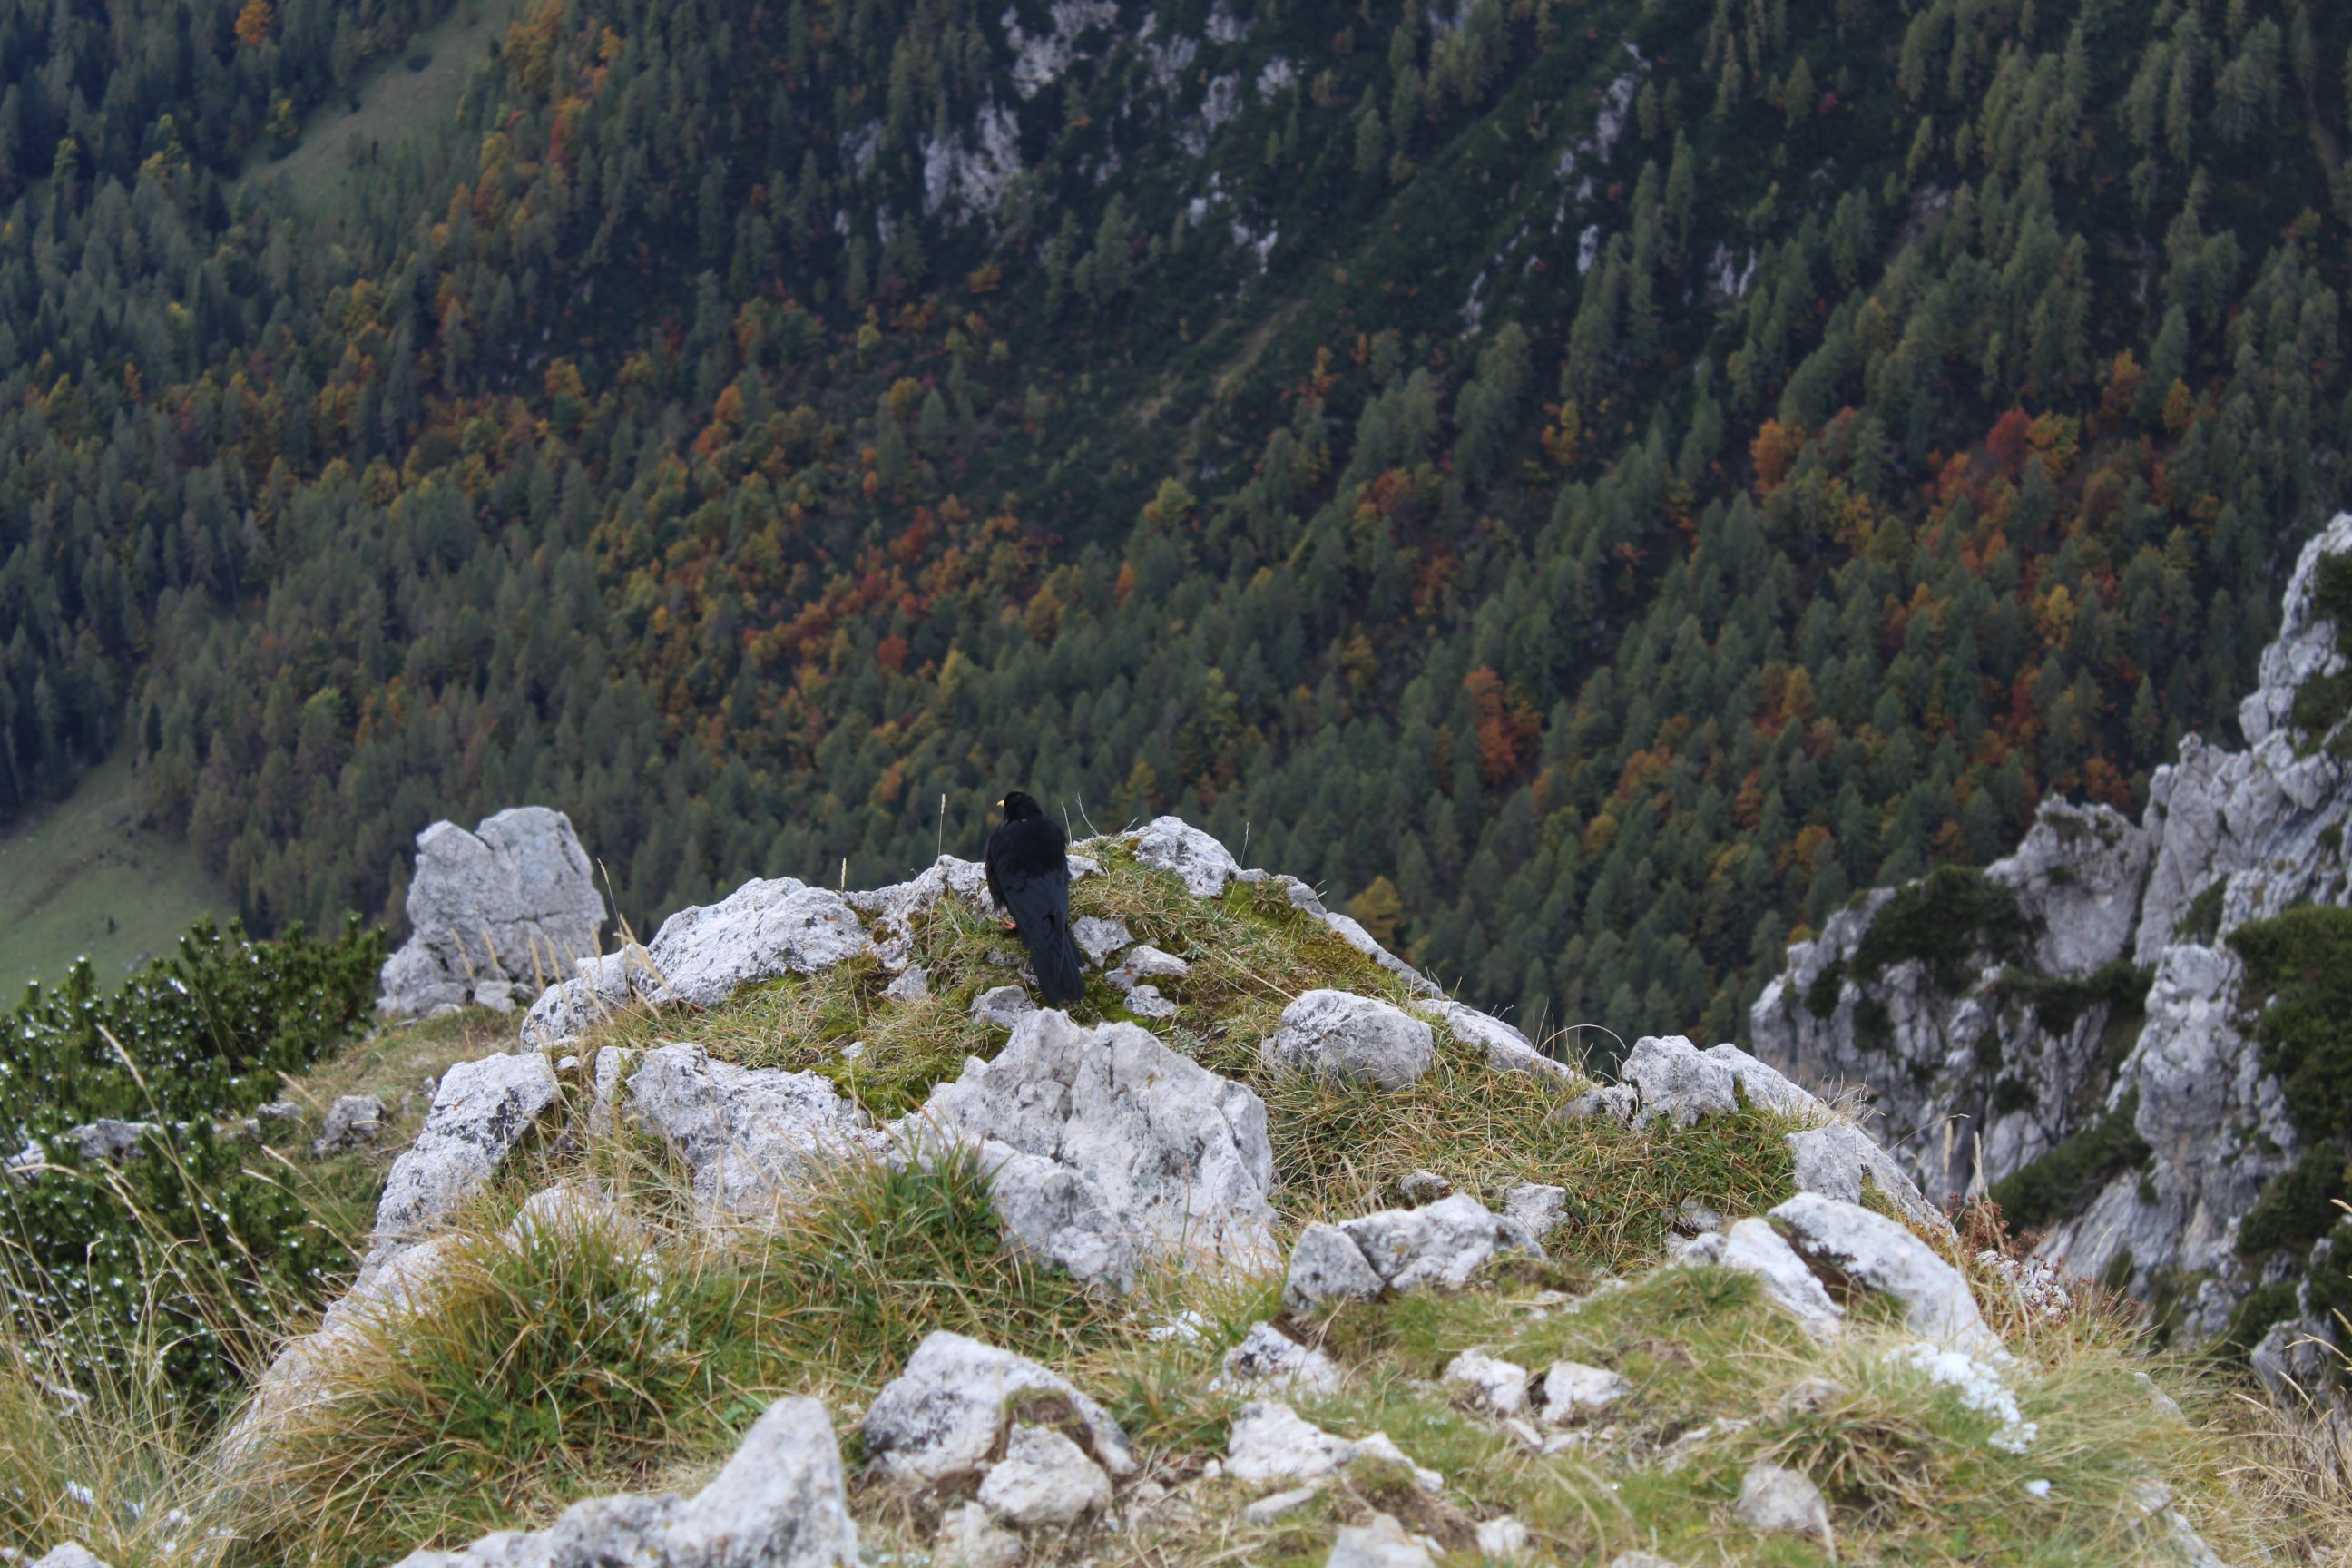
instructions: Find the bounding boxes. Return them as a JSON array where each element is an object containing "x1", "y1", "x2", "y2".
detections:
[
  {"x1": 970, "y1": 985, "x2": 1036, "y2": 1028},
  {"x1": 1318, "y1": 911, "x2": 1446, "y2": 997},
  {"x1": 910, "y1": 1011, "x2": 1278, "y2": 1289},
  {"x1": 619, "y1": 1044, "x2": 879, "y2": 1213},
  {"x1": 1442, "y1": 1348, "x2": 1531, "y2": 1416},
  {"x1": 30, "y1": 1545, "x2": 111, "y2": 1568},
  {"x1": 1325, "y1": 1512, "x2": 1440, "y2": 1568},
  {"x1": 1501, "y1": 1183, "x2": 1571, "y2": 1240},
  {"x1": 1411, "y1": 998, "x2": 1575, "y2": 1084},
  {"x1": 860, "y1": 1330, "x2": 1134, "y2": 1485},
  {"x1": 1215, "y1": 1322, "x2": 1344, "y2": 1396},
  {"x1": 975, "y1": 1425, "x2": 1112, "y2": 1528},
  {"x1": 68, "y1": 1120, "x2": 155, "y2": 1163},
  {"x1": 1716, "y1": 1218, "x2": 1844, "y2": 1342},
  {"x1": 1265, "y1": 990, "x2": 1436, "y2": 1090},
  {"x1": 2249, "y1": 1317, "x2": 2340, "y2": 1405},
  {"x1": 1473, "y1": 1517, "x2": 1531, "y2": 1559},
  {"x1": 1283, "y1": 1195, "x2": 1542, "y2": 1311},
  {"x1": 1770, "y1": 1193, "x2": 1998, "y2": 1355},
  {"x1": 848, "y1": 854, "x2": 994, "y2": 970},
  {"x1": 1281, "y1": 1222, "x2": 1387, "y2": 1313},
  {"x1": 1538, "y1": 1360, "x2": 1629, "y2": 1422},
  {"x1": 1123, "y1": 985, "x2": 1178, "y2": 1018},
  {"x1": 1073, "y1": 915, "x2": 1133, "y2": 965},
  {"x1": 374, "y1": 1052, "x2": 561, "y2": 1245},
  {"x1": 1132, "y1": 816, "x2": 1241, "y2": 897},
  {"x1": 378, "y1": 808, "x2": 606, "y2": 1018},
  {"x1": 312, "y1": 1095, "x2": 387, "y2": 1159},
  {"x1": 519, "y1": 950, "x2": 641, "y2": 1050},
  {"x1": 934, "y1": 1503, "x2": 1023, "y2": 1568},
  {"x1": 1734, "y1": 1463, "x2": 1830, "y2": 1540},
  {"x1": 881, "y1": 965, "x2": 929, "y2": 1003},
  {"x1": 1785, "y1": 1122, "x2": 1947, "y2": 1233},
  {"x1": 1107, "y1": 944, "x2": 1190, "y2": 991},
  {"x1": 636, "y1": 879, "x2": 868, "y2": 1009},
  {"x1": 391, "y1": 1395, "x2": 856, "y2": 1568},
  {"x1": 1396, "y1": 1169, "x2": 1454, "y2": 1205},
  {"x1": 1224, "y1": 1402, "x2": 1438, "y2": 1492}
]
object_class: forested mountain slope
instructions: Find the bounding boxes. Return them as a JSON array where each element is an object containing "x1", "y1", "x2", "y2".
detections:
[{"x1": 5, "y1": 0, "x2": 2351, "y2": 1048}]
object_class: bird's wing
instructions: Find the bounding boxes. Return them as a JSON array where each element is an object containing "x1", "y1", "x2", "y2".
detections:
[{"x1": 993, "y1": 848, "x2": 1071, "y2": 939}]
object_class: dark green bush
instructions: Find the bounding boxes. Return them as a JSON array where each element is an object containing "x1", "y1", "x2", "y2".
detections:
[
  {"x1": 2230, "y1": 905, "x2": 2352, "y2": 1146},
  {"x1": 0, "y1": 917, "x2": 383, "y2": 1412},
  {"x1": 1988, "y1": 1091, "x2": 2152, "y2": 1230},
  {"x1": 1852, "y1": 867, "x2": 2029, "y2": 993}
]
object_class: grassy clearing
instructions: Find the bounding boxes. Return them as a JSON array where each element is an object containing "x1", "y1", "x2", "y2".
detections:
[
  {"x1": 0, "y1": 750, "x2": 231, "y2": 996},
  {"x1": 240, "y1": 0, "x2": 526, "y2": 211}
]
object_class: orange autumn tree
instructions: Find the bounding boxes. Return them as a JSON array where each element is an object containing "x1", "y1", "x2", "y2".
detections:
[{"x1": 235, "y1": 0, "x2": 272, "y2": 49}]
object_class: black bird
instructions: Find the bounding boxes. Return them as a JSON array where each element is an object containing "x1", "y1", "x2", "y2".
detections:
[{"x1": 985, "y1": 790, "x2": 1087, "y2": 1007}]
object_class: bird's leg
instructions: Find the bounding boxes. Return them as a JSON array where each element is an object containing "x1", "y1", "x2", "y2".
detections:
[{"x1": 1000, "y1": 918, "x2": 1021, "y2": 933}]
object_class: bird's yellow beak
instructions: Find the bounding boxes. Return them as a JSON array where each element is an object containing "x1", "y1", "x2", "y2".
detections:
[{"x1": 995, "y1": 799, "x2": 1004, "y2": 812}]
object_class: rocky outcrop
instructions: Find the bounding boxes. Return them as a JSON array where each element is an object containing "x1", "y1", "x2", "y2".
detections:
[
  {"x1": 617, "y1": 1044, "x2": 882, "y2": 1213},
  {"x1": 860, "y1": 1330, "x2": 1136, "y2": 1485},
  {"x1": 1263, "y1": 990, "x2": 1436, "y2": 1090},
  {"x1": 373, "y1": 1052, "x2": 563, "y2": 1245},
  {"x1": 634, "y1": 878, "x2": 869, "y2": 1009},
  {"x1": 311, "y1": 1094, "x2": 387, "y2": 1158},
  {"x1": 1283, "y1": 1194, "x2": 1544, "y2": 1312},
  {"x1": 1751, "y1": 514, "x2": 2352, "y2": 1353},
  {"x1": 912, "y1": 1010, "x2": 1279, "y2": 1289},
  {"x1": 393, "y1": 1396, "x2": 858, "y2": 1568},
  {"x1": 378, "y1": 808, "x2": 607, "y2": 1017}
]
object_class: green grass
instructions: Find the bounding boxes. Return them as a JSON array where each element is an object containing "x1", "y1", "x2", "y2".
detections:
[
  {"x1": 240, "y1": 0, "x2": 526, "y2": 211},
  {"x1": 0, "y1": 750, "x2": 232, "y2": 997}
]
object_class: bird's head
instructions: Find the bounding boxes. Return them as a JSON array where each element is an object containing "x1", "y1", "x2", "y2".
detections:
[{"x1": 999, "y1": 790, "x2": 1043, "y2": 821}]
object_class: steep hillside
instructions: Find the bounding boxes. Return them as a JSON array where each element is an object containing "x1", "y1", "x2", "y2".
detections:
[
  {"x1": 5, "y1": 817, "x2": 2347, "y2": 1567},
  {"x1": 6, "y1": 0, "x2": 2352, "y2": 1046},
  {"x1": 1751, "y1": 511, "x2": 2352, "y2": 1384}
]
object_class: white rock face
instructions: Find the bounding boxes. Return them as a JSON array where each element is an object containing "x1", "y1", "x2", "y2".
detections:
[
  {"x1": 519, "y1": 949, "x2": 641, "y2": 1050},
  {"x1": 1132, "y1": 816, "x2": 1242, "y2": 896},
  {"x1": 1770, "y1": 1194, "x2": 1998, "y2": 1355},
  {"x1": 1443, "y1": 1348, "x2": 1531, "y2": 1416},
  {"x1": 391, "y1": 1396, "x2": 857, "y2": 1568},
  {"x1": 1734, "y1": 1462, "x2": 1830, "y2": 1539},
  {"x1": 374, "y1": 1052, "x2": 562, "y2": 1244},
  {"x1": 378, "y1": 808, "x2": 607, "y2": 1017},
  {"x1": 912, "y1": 1011, "x2": 1278, "y2": 1289},
  {"x1": 1751, "y1": 514, "x2": 2352, "y2": 1333},
  {"x1": 1283, "y1": 1194, "x2": 1544, "y2": 1311},
  {"x1": 1265, "y1": 990, "x2": 1436, "y2": 1089},
  {"x1": 1325, "y1": 1512, "x2": 1441, "y2": 1568},
  {"x1": 635, "y1": 879, "x2": 868, "y2": 1009},
  {"x1": 1413, "y1": 998, "x2": 1576, "y2": 1084},
  {"x1": 1785, "y1": 1122, "x2": 1948, "y2": 1233},
  {"x1": 1716, "y1": 1218, "x2": 1844, "y2": 1342},
  {"x1": 847, "y1": 854, "x2": 994, "y2": 971},
  {"x1": 312, "y1": 1094, "x2": 387, "y2": 1158},
  {"x1": 1319, "y1": 910, "x2": 1446, "y2": 996},
  {"x1": 1215, "y1": 1322, "x2": 1345, "y2": 1396},
  {"x1": 1473, "y1": 1517, "x2": 1532, "y2": 1559},
  {"x1": 975, "y1": 1425, "x2": 1113, "y2": 1527},
  {"x1": 620, "y1": 1044, "x2": 880, "y2": 1213},
  {"x1": 860, "y1": 1331, "x2": 1134, "y2": 1485}
]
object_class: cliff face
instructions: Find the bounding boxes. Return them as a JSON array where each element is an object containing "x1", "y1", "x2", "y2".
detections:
[{"x1": 1752, "y1": 514, "x2": 2352, "y2": 1352}]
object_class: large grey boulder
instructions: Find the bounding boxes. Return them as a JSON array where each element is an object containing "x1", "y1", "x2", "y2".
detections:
[
  {"x1": 374, "y1": 1052, "x2": 562, "y2": 1244},
  {"x1": 1282, "y1": 1194, "x2": 1543, "y2": 1312},
  {"x1": 620, "y1": 1044, "x2": 881, "y2": 1213},
  {"x1": 392, "y1": 1395, "x2": 857, "y2": 1568},
  {"x1": 909, "y1": 1011, "x2": 1278, "y2": 1289},
  {"x1": 636, "y1": 879, "x2": 868, "y2": 1009},
  {"x1": 1264, "y1": 990, "x2": 1436, "y2": 1090},
  {"x1": 1785, "y1": 1122, "x2": 1948, "y2": 1233},
  {"x1": 378, "y1": 808, "x2": 607, "y2": 1017},
  {"x1": 860, "y1": 1331, "x2": 1135, "y2": 1485},
  {"x1": 848, "y1": 854, "x2": 994, "y2": 971},
  {"x1": 1769, "y1": 1193, "x2": 1997, "y2": 1355}
]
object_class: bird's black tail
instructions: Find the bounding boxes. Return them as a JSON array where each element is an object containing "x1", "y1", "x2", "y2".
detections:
[{"x1": 1030, "y1": 917, "x2": 1087, "y2": 1008}]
